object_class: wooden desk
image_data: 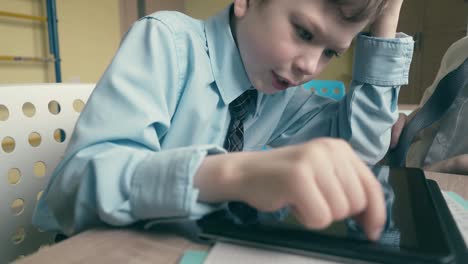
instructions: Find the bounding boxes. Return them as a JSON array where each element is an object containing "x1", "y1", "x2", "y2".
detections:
[
  {"x1": 398, "y1": 104, "x2": 418, "y2": 115},
  {"x1": 425, "y1": 171, "x2": 468, "y2": 200},
  {"x1": 16, "y1": 171, "x2": 467, "y2": 264}
]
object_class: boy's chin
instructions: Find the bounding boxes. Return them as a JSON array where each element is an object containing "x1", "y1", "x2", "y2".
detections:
[{"x1": 254, "y1": 85, "x2": 283, "y2": 95}]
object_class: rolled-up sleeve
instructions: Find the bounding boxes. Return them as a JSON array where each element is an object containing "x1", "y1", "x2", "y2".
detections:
[
  {"x1": 353, "y1": 33, "x2": 414, "y2": 86},
  {"x1": 131, "y1": 145, "x2": 225, "y2": 220}
]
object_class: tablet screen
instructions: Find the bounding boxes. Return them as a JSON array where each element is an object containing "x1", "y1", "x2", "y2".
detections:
[{"x1": 197, "y1": 166, "x2": 456, "y2": 263}]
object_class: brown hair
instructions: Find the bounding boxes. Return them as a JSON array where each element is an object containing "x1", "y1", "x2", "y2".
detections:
[
  {"x1": 256, "y1": 0, "x2": 388, "y2": 23},
  {"x1": 329, "y1": 0, "x2": 388, "y2": 22}
]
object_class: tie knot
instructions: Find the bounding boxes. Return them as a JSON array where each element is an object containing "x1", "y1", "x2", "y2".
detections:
[{"x1": 229, "y1": 89, "x2": 257, "y2": 122}]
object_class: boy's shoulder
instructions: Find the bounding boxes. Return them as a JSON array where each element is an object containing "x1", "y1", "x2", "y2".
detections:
[{"x1": 142, "y1": 11, "x2": 205, "y2": 40}]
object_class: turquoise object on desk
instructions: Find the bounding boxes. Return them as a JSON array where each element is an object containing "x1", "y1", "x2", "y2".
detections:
[
  {"x1": 447, "y1": 192, "x2": 468, "y2": 210},
  {"x1": 303, "y1": 80, "x2": 345, "y2": 100},
  {"x1": 179, "y1": 250, "x2": 209, "y2": 264}
]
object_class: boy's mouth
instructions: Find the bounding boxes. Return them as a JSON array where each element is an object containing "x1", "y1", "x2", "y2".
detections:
[{"x1": 272, "y1": 71, "x2": 296, "y2": 90}]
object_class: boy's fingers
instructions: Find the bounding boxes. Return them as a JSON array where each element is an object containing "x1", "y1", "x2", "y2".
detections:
[
  {"x1": 293, "y1": 178, "x2": 332, "y2": 230},
  {"x1": 316, "y1": 166, "x2": 350, "y2": 220},
  {"x1": 335, "y1": 162, "x2": 367, "y2": 216},
  {"x1": 351, "y1": 157, "x2": 386, "y2": 241},
  {"x1": 359, "y1": 175, "x2": 386, "y2": 241},
  {"x1": 424, "y1": 154, "x2": 468, "y2": 175}
]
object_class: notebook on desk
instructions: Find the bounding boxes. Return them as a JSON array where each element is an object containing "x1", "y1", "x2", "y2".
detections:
[{"x1": 197, "y1": 166, "x2": 468, "y2": 264}]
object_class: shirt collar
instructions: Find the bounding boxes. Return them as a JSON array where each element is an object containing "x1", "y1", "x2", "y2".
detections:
[{"x1": 205, "y1": 5, "x2": 252, "y2": 105}]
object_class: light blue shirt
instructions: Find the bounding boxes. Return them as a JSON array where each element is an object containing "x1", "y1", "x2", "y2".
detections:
[{"x1": 33, "y1": 6, "x2": 414, "y2": 235}]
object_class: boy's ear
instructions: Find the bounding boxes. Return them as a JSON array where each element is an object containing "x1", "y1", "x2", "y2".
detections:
[{"x1": 233, "y1": 0, "x2": 249, "y2": 18}]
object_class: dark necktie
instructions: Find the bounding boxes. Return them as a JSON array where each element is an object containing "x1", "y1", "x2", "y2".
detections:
[
  {"x1": 224, "y1": 89, "x2": 258, "y2": 152},
  {"x1": 224, "y1": 89, "x2": 259, "y2": 224},
  {"x1": 390, "y1": 58, "x2": 468, "y2": 167}
]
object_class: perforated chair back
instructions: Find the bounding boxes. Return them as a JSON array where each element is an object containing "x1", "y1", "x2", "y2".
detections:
[
  {"x1": 303, "y1": 80, "x2": 345, "y2": 100},
  {"x1": 0, "y1": 83, "x2": 94, "y2": 263}
]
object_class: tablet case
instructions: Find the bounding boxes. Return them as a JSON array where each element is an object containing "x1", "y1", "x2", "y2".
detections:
[
  {"x1": 427, "y1": 179, "x2": 468, "y2": 263},
  {"x1": 197, "y1": 178, "x2": 468, "y2": 263}
]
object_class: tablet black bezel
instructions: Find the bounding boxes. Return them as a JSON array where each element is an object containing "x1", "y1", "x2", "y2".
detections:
[{"x1": 196, "y1": 167, "x2": 462, "y2": 264}]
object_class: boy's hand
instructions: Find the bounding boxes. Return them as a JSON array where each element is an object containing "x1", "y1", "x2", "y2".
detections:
[
  {"x1": 424, "y1": 154, "x2": 468, "y2": 175},
  {"x1": 369, "y1": 0, "x2": 404, "y2": 38},
  {"x1": 207, "y1": 138, "x2": 387, "y2": 241},
  {"x1": 242, "y1": 139, "x2": 386, "y2": 240},
  {"x1": 390, "y1": 113, "x2": 407, "y2": 149}
]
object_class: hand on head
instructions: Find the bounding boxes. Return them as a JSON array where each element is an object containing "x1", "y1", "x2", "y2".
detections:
[
  {"x1": 424, "y1": 154, "x2": 468, "y2": 175},
  {"x1": 369, "y1": 0, "x2": 405, "y2": 38}
]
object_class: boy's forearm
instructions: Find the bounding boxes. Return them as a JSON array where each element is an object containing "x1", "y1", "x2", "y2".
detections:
[
  {"x1": 194, "y1": 153, "x2": 246, "y2": 202},
  {"x1": 369, "y1": 0, "x2": 404, "y2": 38}
]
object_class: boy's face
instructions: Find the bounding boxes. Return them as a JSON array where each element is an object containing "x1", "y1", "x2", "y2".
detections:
[{"x1": 233, "y1": 0, "x2": 369, "y2": 94}]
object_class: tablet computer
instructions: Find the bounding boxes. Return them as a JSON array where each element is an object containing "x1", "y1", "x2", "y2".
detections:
[{"x1": 196, "y1": 166, "x2": 468, "y2": 263}]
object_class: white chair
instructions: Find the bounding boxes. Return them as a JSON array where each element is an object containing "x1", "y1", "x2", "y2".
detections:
[{"x1": 0, "y1": 83, "x2": 94, "y2": 263}]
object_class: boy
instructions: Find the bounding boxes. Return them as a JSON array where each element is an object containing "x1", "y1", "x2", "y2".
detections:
[{"x1": 34, "y1": 0, "x2": 413, "y2": 241}]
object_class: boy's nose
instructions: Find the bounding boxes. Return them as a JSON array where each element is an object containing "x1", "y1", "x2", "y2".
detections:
[{"x1": 293, "y1": 52, "x2": 320, "y2": 77}]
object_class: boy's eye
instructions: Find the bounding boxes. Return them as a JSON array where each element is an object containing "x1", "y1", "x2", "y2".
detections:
[
  {"x1": 294, "y1": 24, "x2": 313, "y2": 42},
  {"x1": 324, "y1": 49, "x2": 340, "y2": 59}
]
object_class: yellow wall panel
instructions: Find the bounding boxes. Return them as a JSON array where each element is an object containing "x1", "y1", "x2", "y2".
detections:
[
  {"x1": 0, "y1": 0, "x2": 49, "y2": 82},
  {"x1": 184, "y1": 0, "x2": 231, "y2": 19},
  {"x1": 58, "y1": 0, "x2": 120, "y2": 83},
  {"x1": 316, "y1": 47, "x2": 354, "y2": 87},
  {"x1": 0, "y1": 0, "x2": 120, "y2": 83}
]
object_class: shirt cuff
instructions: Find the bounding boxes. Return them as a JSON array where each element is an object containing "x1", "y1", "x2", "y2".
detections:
[
  {"x1": 130, "y1": 145, "x2": 226, "y2": 220},
  {"x1": 353, "y1": 32, "x2": 414, "y2": 86}
]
